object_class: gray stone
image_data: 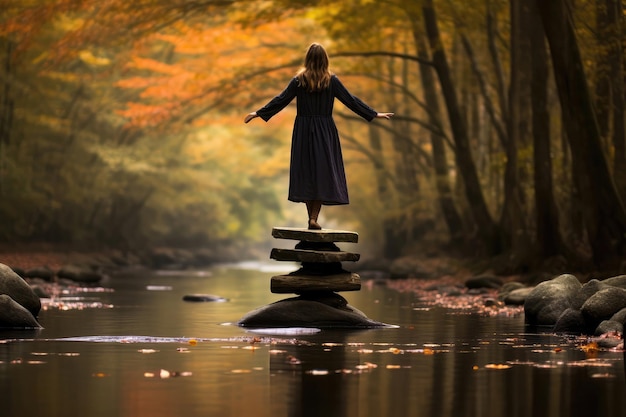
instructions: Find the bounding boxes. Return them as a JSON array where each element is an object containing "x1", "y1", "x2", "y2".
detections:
[
  {"x1": 609, "y1": 307, "x2": 626, "y2": 324},
  {"x1": 581, "y1": 287, "x2": 626, "y2": 323},
  {"x1": 595, "y1": 337, "x2": 623, "y2": 349},
  {"x1": 594, "y1": 319, "x2": 623, "y2": 336},
  {"x1": 465, "y1": 275, "x2": 503, "y2": 289},
  {"x1": 270, "y1": 248, "x2": 360, "y2": 263},
  {"x1": 238, "y1": 295, "x2": 388, "y2": 328},
  {"x1": 23, "y1": 266, "x2": 55, "y2": 281},
  {"x1": 0, "y1": 294, "x2": 41, "y2": 328},
  {"x1": 272, "y1": 227, "x2": 358, "y2": 243},
  {"x1": 58, "y1": 264, "x2": 104, "y2": 283},
  {"x1": 271, "y1": 272, "x2": 361, "y2": 293},
  {"x1": 553, "y1": 308, "x2": 588, "y2": 334},
  {"x1": 0, "y1": 263, "x2": 41, "y2": 317},
  {"x1": 182, "y1": 294, "x2": 228, "y2": 302},
  {"x1": 524, "y1": 274, "x2": 581, "y2": 326},
  {"x1": 571, "y1": 279, "x2": 608, "y2": 309},
  {"x1": 602, "y1": 275, "x2": 626, "y2": 289},
  {"x1": 498, "y1": 281, "x2": 525, "y2": 299},
  {"x1": 504, "y1": 287, "x2": 534, "y2": 305}
]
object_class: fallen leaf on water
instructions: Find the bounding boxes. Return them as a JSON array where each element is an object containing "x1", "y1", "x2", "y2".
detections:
[
  {"x1": 286, "y1": 355, "x2": 301, "y2": 365},
  {"x1": 188, "y1": 339, "x2": 198, "y2": 346},
  {"x1": 242, "y1": 345, "x2": 260, "y2": 351},
  {"x1": 160, "y1": 369, "x2": 170, "y2": 378},
  {"x1": 579, "y1": 342, "x2": 599, "y2": 358},
  {"x1": 486, "y1": 363, "x2": 513, "y2": 369},
  {"x1": 386, "y1": 365, "x2": 402, "y2": 369},
  {"x1": 231, "y1": 369, "x2": 251, "y2": 374},
  {"x1": 307, "y1": 369, "x2": 329, "y2": 375},
  {"x1": 355, "y1": 362, "x2": 378, "y2": 370},
  {"x1": 92, "y1": 372, "x2": 108, "y2": 377},
  {"x1": 591, "y1": 373, "x2": 615, "y2": 378},
  {"x1": 138, "y1": 349, "x2": 158, "y2": 354}
]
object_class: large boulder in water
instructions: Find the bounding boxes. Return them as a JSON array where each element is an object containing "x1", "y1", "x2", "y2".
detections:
[
  {"x1": 0, "y1": 294, "x2": 41, "y2": 328},
  {"x1": 238, "y1": 293, "x2": 389, "y2": 328},
  {"x1": 0, "y1": 263, "x2": 41, "y2": 317},
  {"x1": 581, "y1": 287, "x2": 626, "y2": 325},
  {"x1": 524, "y1": 274, "x2": 581, "y2": 326}
]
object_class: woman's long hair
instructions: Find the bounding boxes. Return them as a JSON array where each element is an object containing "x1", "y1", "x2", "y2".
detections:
[{"x1": 296, "y1": 43, "x2": 332, "y2": 92}]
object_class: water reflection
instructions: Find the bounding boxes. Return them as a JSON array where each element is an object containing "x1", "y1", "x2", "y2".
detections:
[{"x1": 1, "y1": 264, "x2": 625, "y2": 417}]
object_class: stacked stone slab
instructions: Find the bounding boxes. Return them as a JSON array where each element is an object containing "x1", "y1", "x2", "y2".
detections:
[
  {"x1": 269, "y1": 227, "x2": 361, "y2": 294},
  {"x1": 237, "y1": 226, "x2": 390, "y2": 328}
]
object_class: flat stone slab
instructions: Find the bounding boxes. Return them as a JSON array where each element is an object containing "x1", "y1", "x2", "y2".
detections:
[
  {"x1": 272, "y1": 227, "x2": 358, "y2": 243},
  {"x1": 271, "y1": 272, "x2": 361, "y2": 293},
  {"x1": 270, "y1": 248, "x2": 360, "y2": 263}
]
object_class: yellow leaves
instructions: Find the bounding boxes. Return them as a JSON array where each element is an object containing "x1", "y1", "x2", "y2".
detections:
[
  {"x1": 79, "y1": 50, "x2": 110, "y2": 66},
  {"x1": 484, "y1": 364, "x2": 512, "y2": 370},
  {"x1": 579, "y1": 341, "x2": 599, "y2": 359}
]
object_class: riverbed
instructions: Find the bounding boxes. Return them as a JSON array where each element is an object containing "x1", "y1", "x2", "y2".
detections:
[{"x1": 1, "y1": 262, "x2": 624, "y2": 417}]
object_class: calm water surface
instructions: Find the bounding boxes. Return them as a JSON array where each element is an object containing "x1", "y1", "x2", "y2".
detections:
[{"x1": 1, "y1": 262, "x2": 624, "y2": 417}]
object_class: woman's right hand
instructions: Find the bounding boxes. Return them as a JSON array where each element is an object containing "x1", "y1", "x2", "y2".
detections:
[
  {"x1": 244, "y1": 112, "x2": 258, "y2": 123},
  {"x1": 376, "y1": 112, "x2": 394, "y2": 119}
]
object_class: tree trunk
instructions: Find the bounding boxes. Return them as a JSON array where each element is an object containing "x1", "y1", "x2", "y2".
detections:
[
  {"x1": 0, "y1": 39, "x2": 14, "y2": 197},
  {"x1": 606, "y1": 0, "x2": 626, "y2": 192},
  {"x1": 529, "y1": 0, "x2": 562, "y2": 257},
  {"x1": 368, "y1": 125, "x2": 403, "y2": 259},
  {"x1": 413, "y1": 25, "x2": 465, "y2": 245},
  {"x1": 422, "y1": 0, "x2": 499, "y2": 254},
  {"x1": 500, "y1": 0, "x2": 531, "y2": 256},
  {"x1": 536, "y1": 0, "x2": 626, "y2": 267},
  {"x1": 594, "y1": 0, "x2": 612, "y2": 149}
]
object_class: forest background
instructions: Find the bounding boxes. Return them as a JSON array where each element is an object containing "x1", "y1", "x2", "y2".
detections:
[{"x1": 0, "y1": 0, "x2": 625, "y2": 275}]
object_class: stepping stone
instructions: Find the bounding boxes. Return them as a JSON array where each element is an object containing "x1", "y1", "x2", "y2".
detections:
[
  {"x1": 270, "y1": 248, "x2": 360, "y2": 263},
  {"x1": 182, "y1": 294, "x2": 228, "y2": 302},
  {"x1": 272, "y1": 227, "x2": 358, "y2": 243},
  {"x1": 271, "y1": 272, "x2": 361, "y2": 293}
]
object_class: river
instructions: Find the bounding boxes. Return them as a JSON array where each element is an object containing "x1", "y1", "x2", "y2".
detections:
[{"x1": 1, "y1": 261, "x2": 624, "y2": 417}]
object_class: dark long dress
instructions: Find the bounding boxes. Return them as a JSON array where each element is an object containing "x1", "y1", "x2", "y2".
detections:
[{"x1": 256, "y1": 75, "x2": 377, "y2": 205}]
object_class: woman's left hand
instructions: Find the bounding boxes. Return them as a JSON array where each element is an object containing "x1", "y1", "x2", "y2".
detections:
[{"x1": 376, "y1": 112, "x2": 394, "y2": 119}]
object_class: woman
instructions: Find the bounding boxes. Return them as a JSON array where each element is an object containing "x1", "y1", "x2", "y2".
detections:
[{"x1": 245, "y1": 43, "x2": 393, "y2": 230}]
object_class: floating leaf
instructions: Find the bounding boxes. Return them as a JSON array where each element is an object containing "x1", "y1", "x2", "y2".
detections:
[
  {"x1": 307, "y1": 369, "x2": 329, "y2": 375},
  {"x1": 484, "y1": 364, "x2": 512, "y2": 370}
]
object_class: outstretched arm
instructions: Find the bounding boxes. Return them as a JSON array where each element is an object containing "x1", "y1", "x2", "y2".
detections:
[{"x1": 245, "y1": 78, "x2": 298, "y2": 124}]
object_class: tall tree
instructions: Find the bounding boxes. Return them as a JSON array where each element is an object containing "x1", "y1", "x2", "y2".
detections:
[
  {"x1": 529, "y1": 0, "x2": 562, "y2": 258},
  {"x1": 536, "y1": 0, "x2": 626, "y2": 267},
  {"x1": 422, "y1": 0, "x2": 499, "y2": 253},
  {"x1": 408, "y1": 15, "x2": 464, "y2": 245}
]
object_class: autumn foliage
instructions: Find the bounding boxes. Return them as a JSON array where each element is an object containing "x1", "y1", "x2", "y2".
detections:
[{"x1": 0, "y1": 0, "x2": 625, "y2": 272}]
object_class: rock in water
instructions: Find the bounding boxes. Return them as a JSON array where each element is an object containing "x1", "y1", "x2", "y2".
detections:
[
  {"x1": 182, "y1": 294, "x2": 228, "y2": 302},
  {"x1": 0, "y1": 294, "x2": 41, "y2": 328},
  {"x1": 238, "y1": 295, "x2": 389, "y2": 328},
  {"x1": 0, "y1": 263, "x2": 42, "y2": 317}
]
